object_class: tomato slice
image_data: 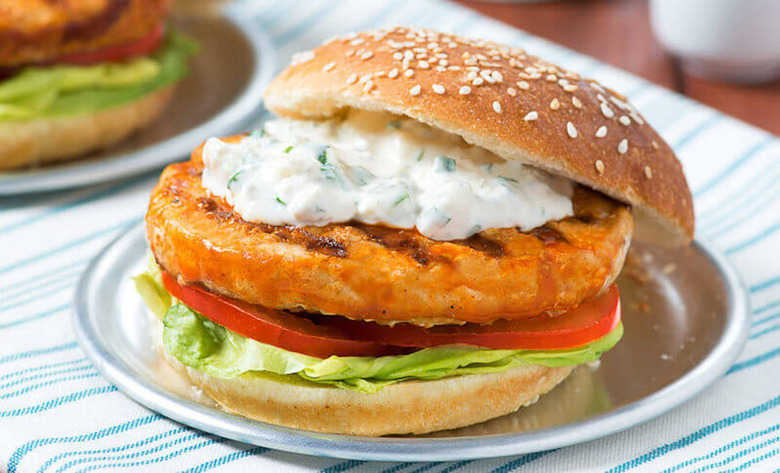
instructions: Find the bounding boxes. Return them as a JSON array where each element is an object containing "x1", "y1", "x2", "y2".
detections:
[
  {"x1": 51, "y1": 24, "x2": 165, "y2": 65},
  {"x1": 161, "y1": 271, "x2": 621, "y2": 358}
]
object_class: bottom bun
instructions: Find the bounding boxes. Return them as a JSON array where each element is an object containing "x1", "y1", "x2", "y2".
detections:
[
  {"x1": 151, "y1": 315, "x2": 575, "y2": 436},
  {"x1": 0, "y1": 86, "x2": 175, "y2": 170}
]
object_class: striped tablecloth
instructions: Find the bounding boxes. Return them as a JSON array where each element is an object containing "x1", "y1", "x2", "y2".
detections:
[{"x1": 2, "y1": 1, "x2": 779, "y2": 471}]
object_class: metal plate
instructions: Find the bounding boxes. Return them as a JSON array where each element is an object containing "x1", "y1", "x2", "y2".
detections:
[
  {"x1": 0, "y1": 12, "x2": 275, "y2": 195},
  {"x1": 73, "y1": 224, "x2": 750, "y2": 461}
]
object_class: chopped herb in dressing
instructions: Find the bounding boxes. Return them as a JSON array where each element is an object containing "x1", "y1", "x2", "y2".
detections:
[
  {"x1": 416, "y1": 150, "x2": 425, "y2": 162},
  {"x1": 386, "y1": 120, "x2": 402, "y2": 129},
  {"x1": 249, "y1": 128, "x2": 265, "y2": 138},
  {"x1": 284, "y1": 146, "x2": 293, "y2": 153},
  {"x1": 393, "y1": 193, "x2": 410, "y2": 206},
  {"x1": 227, "y1": 170, "x2": 244, "y2": 189},
  {"x1": 435, "y1": 156, "x2": 456, "y2": 172},
  {"x1": 498, "y1": 176, "x2": 518, "y2": 183},
  {"x1": 276, "y1": 196, "x2": 286, "y2": 206},
  {"x1": 317, "y1": 147, "x2": 329, "y2": 165}
]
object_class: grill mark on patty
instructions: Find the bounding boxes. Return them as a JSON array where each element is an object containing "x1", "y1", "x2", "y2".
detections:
[
  {"x1": 529, "y1": 225, "x2": 569, "y2": 245},
  {"x1": 197, "y1": 197, "x2": 347, "y2": 258},
  {"x1": 63, "y1": 0, "x2": 131, "y2": 42},
  {"x1": 348, "y1": 223, "x2": 438, "y2": 265},
  {"x1": 453, "y1": 234, "x2": 504, "y2": 257}
]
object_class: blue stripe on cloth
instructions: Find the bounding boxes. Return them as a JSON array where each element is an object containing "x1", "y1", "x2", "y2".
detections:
[
  {"x1": 73, "y1": 437, "x2": 230, "y2": 472},
  {"x1": 727, "y1": 347, "x2": 780, "y2": 375},
  {"x1": 0, "y1": 278, "x2": 77, "y2": 312},
  {"x1": 0, "y1": 342, "x2": 76, "y2": 365},
  {"x1": 725, "y1": 220, "x2": 780, "y2": 255},
  {"x1": 407, "y1": 462, "x2": 440, "y2": 473},
  {"x1": 0, "y1": 385, "x2": 116, "y2": 418},
  {"x1": 1, "y1": 372, "x2": 100, "y2": 400},
  {"x1": 753, "y1": 309, "x2": 780, "y2": 327},
  {"x1": 2, "y1": 266, "x2": 84, "y2": 305},
  {"x1": 723, "y1": 446, "x2": 780, "y2": 472},
  {"x1": 0, "y1": 304, "x2": 68, "y2": 329},
  {"x1": 320, "y1": 460, "x2": 366, "y2": 473},
  {"x1": 436, "y1": 460, "x2": 473, "y2": 473},
  {"x1": 698, "y1": 163, "x2": 780, "y2": 232},
  {"x1": 0, "y1": 173, "x2": 150, "y2": 234},
  {"x1": 0, "y1": 358, "x2": 86, "y2": 382},
  {"x1": 693, "y1": 137, "x2": 775, "y2": 197},
  {"x1": 749, "y1": 323, "x2": 780, "y2": 341},
  {"x1": 661, "y1": 423, "x2": 780, "y2": 473},
  {"x1": 0, "y1": 215, "x2": 142, "y2": 276},
  {"x1": 703, "y1": 183, "x2": 780, "y2": 239},
  {"x1": 690, "y1": 434, "x2": 780, "y2": 473},
  {"x1": 7, "y1": 414, "x2": 163, "y2": 473},
  {"x1": 178, "y1": 446, "x2": 269, "y2": 473},
  {"x1": 605, "y1": 394, "x2": 780, "y2": 472},
  {"x1": 489, "y1": 451, "x2": 553, "y2": 472},
  {"x1": 0, "y1": 363, "x2": 93, "y2": 391},
  {"x1": 0, "y1": 259, "x2": 86, "y2": 297},
  {"x1": 380, "y1": 462, "x2": 414, "y2": 473},
  {"x1": 37, "y1": 426, "x2": 188, "y2": 473},
  {"x1": 53, "y1": 432, "x2": 205, "y2": 473},
  {"x1": 273, "y1": 0, "x2": 333, "y2": 47},
  {"x1": 671, "y1": 115, "x2": 721, "y2": 150},
  {"x1": 749, "y1": 275, "x2": 780, "y2": 293},
  {"x1": 755, "y1": 299, "x2": 780, "y2": 316}
]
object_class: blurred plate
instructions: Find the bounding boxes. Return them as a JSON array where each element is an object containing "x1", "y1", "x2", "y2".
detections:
[
  {"x1": 73, "y1": 225, "x2": 749, "y2": 461},
  {"x1": 0, "y1": 12, "x2": 274, "y2": 195}
]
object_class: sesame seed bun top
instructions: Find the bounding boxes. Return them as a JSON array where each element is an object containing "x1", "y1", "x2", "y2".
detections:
[{"x1": 263, "y1": 27, "x2": 694, "y2": 244}]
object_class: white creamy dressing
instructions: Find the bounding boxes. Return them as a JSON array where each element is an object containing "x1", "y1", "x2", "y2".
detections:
[{"x1": 201, "y1": 110, "x2": 574, "y2": 241}]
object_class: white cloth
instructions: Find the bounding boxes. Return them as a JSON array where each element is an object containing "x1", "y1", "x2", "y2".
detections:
[{"x1": 2, "y1": 1, "x2": 779, "y2": 471}]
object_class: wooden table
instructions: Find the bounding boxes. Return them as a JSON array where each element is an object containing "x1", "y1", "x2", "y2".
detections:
[{"x1": 456, "y1": 0, "x2": 780, "y2": 136}]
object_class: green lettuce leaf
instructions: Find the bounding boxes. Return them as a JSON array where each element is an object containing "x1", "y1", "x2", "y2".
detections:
[
  {"x1": 0, "y1": 29, "x2": 198, "y2": 122},
  {"x1": 136, "y1": 266, "x2": 622, "y2": 394}
]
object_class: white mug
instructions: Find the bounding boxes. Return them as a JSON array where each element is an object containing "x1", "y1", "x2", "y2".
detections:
[{"x1": 650, "y1": 0, "x2": 780, "y2": 83}]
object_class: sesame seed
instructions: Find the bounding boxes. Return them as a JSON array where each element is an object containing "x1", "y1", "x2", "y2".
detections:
[
  {"x1": 530, "y1": 72, "x2": 542, "y2": 80},
  {"x1": 507, "y1": 87, "x2": 517, "y2": 96},
  {"x1": 567, "y1": 122, "x2": 578, "y2": 138},
  {"x1": 322, "y1": 62, "x2": 336, "y2": 72},
  {"x1": 434, "y1": 66, "x2": 445, "y2": 72},
  {"x1": 459, "y1": 86, "x2": 472, "y2": 95},
  {"x1": 546, "y1": 74, "x2": 558, "y2": 82},
  {"x1": 418, "y1": 60, "x2": 430, "y2": 69},
  {"x1": 618, "y1": 139, "x2": 628, "y2": 154},
  {"x1": 595, "y1": 160, "x2": 605, "y2": 174},
  {"x1": 563, "y1": 84, "x2": 578, "y2": 93},
  {"x1": 362, "y1": 80, "x2": 374, "y2": 93},
  {"x1": 388, "y1": 68, "x2": 399, "y2": 78},
  {"x1": 644, "y1": 165, "x2": 653, "y2": 179},
  {"x1": 404, "y1": 50, "x2": 413, "y2": 60},
  {"x1": 590, "y1": 82, "x2": 606, "y2": 93},
  {"x1": 410, "y1": 84, "x2": 421, "y2": 96},
  {"x1": 393, "y1": 52, "x2": 403, "y2": 60},
  {"x1": 493, "y1": 101, "x2": 502, "y2": 113},
  {"x1": 466, "y1": 71, "x2": 478, "y2": 81},
  {"x1": 492, "y1": 71, "x2": 503, "y2": 83},
  {"x1": 360, "y1": 51, "x2": 373, "y2": 60},
  {"x1": 595, "y1": 126, "x2": 608, "y2": 138},
  {"x1": 600, "y1": 102, "x2": 615, "y2": 118},
  {"x1": 517, "y1": 80, "x2": 530, "y2": 90},
  {"x1": 432, "y1": 84, "x2": 445, "y2": 94},
  {"x1": 350, "y1": 38, "x2": 365, "y2": 46},
  {"x1": 524, "y1": 111, "x2": 539, "y2": 121},
  {"x1": 550, "y1": 98, "x2": 561, "y2": 110},
  {"x1": 346, "y1": 73, "x2": 358, "y2": 85},
  {"x1": 652, "y1": 140, "x2": 660, "y2": 149},
  {"x1": 619, "y1": 115, "x2": 631, "y2": 126},
  {"x1": 480, "y1": 70, "x2": 495, "y2": 83},
  {"x1": 403, "y1": 69, "x2": 414, "y2": 78},
  {"x1": 572, "y1": 96, "x2": 582, "y2": 109},
  {"x1": 473, "y1": 77, "x2": 485, "y2": 86}
]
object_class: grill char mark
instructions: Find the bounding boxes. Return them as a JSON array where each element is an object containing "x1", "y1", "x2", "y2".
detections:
[
  {"x1": 63, "y1": 0, "x2": 132, "y2": 42},
  {"x1": 349, "y1": 223, "x2": 435, "y2": 265},
  {"x1": 197, "y1": 197, "x2": 348, "y2": 258},
  {"x1": 529, "y1": 225, "x2": 569, "y2": 245}
]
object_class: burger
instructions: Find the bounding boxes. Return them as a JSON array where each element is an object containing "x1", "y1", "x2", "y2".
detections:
[
  {"x1": 135, "y1": 27, "x2": 694, "y2": 436},
  {"x1": 0, "y1": 0, "x2": 197, "y2": 170}
]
